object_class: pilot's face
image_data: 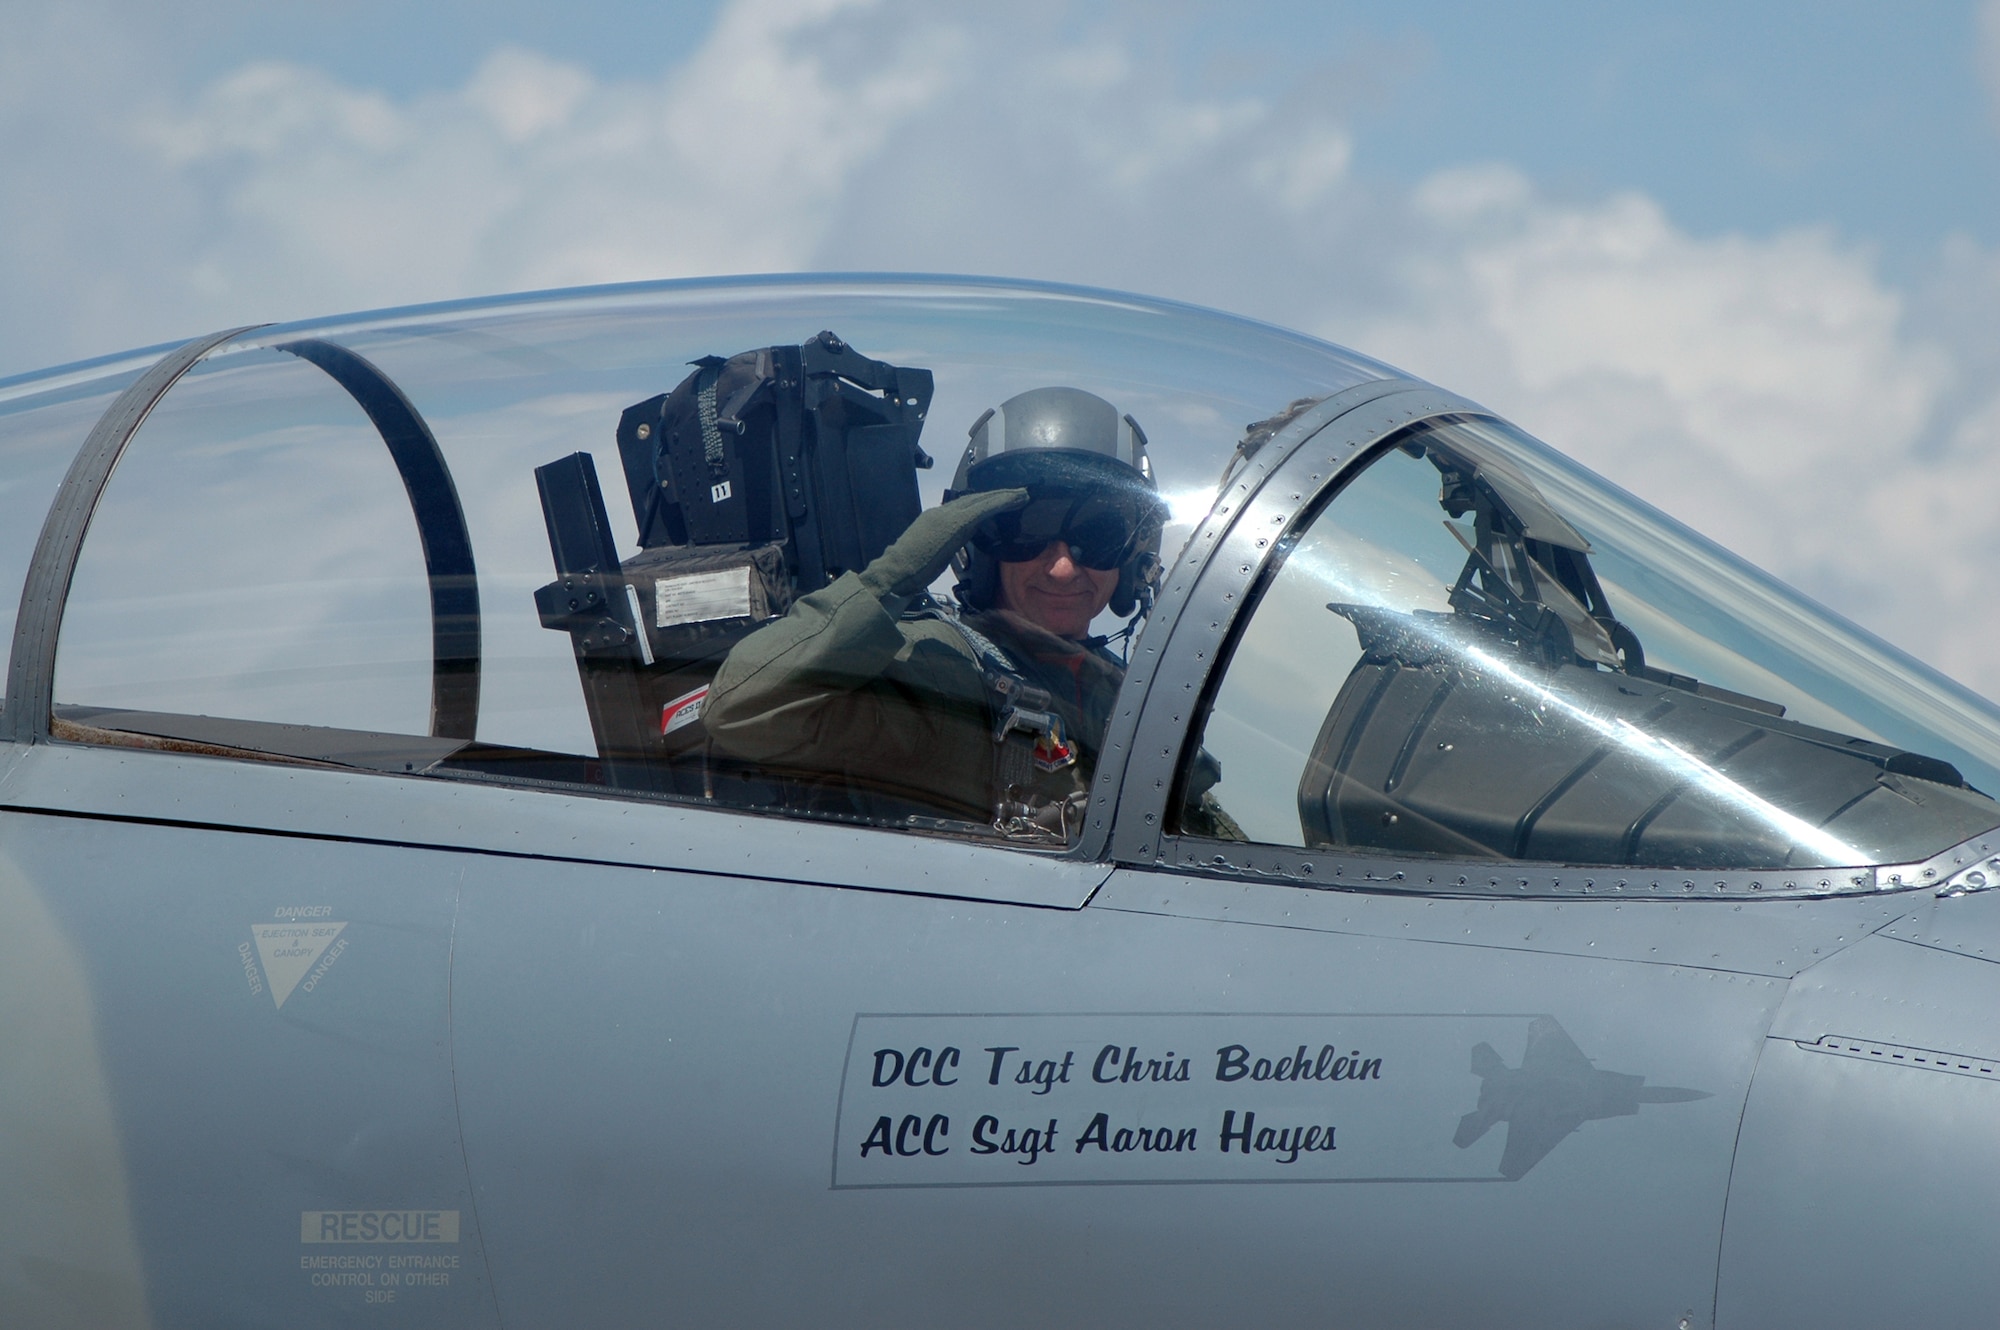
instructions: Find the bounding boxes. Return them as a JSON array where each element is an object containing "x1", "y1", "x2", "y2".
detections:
[{"x1": 998, "y1": 541, "x2": 1119, "y2": 639}]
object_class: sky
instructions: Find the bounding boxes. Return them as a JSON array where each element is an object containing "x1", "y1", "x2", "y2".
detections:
[{"x1": 6, "y1": 0, "x2": 2000, "y2": 699}]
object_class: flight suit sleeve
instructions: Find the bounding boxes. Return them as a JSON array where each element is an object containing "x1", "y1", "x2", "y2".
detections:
[
  {"x1": 702, "y1": 571, "x2": 961, "y2": 765},
  {"x1": 704, "y1": 488, "x2": 1028, "y2": 769}
]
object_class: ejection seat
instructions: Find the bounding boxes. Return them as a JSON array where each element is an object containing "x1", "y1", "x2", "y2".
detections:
[{"x1": 532, "y1": 332, "x2": 935, "y2": 809}]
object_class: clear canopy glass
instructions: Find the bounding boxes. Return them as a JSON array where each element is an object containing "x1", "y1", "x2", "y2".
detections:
[
  {"x1": 1188, "y1": 416, "x2": 2000, "y2": 868},
  {"x1": 34, "y1": 277, "x2": 1388, "y2": 794},
  {"x1": 5, "y1": 274, "x2": 1995, "y2": 869}
]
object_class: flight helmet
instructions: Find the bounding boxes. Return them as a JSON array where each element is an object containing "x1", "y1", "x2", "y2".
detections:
[{"x1": 946, "y1": 386, "x2": 1167, "y2": 620}]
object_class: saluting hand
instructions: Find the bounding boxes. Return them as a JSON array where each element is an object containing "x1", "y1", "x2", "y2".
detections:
[{"x1": 860, "y1": 488, "x2": 1030, "y2": 599}]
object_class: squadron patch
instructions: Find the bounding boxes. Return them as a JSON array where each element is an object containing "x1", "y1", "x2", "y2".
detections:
[{"x1": 1032, "y1": 718, "x2": 1076, "y2": 772}]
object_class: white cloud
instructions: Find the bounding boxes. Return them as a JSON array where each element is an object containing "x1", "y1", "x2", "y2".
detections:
[
  {"x1": 4, "y1": 0, "x2": 2000, "y2": 698},
  {"x1": 0, "y1": 0, "x2": 957, "y2": 361},
  {"x1": 1249, "y1": 124, "x2": 1353, "y2": 214},
  {"x1": 1334, "y1": 165, "x2": 2000, "y2": 693},
  {"x1": 1981, "y1": 0, "x2": 2000, "y2": 124},
  {"x1": 463, "y1": 47, "x2": 594, "y2": 144},
  {"x1": 140, "y1": 62, "x2": 408, "y2": 164},
  {"x1": 1357, "y1": 167, "x2": 1950, "y2": 543}
]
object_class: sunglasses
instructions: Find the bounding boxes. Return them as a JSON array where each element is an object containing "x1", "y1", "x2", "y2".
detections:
[{"x1": 972, "y1": 491, "x2": 1158, "y2": 570}]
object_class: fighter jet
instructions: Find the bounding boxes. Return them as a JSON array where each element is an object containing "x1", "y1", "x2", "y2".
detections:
[
  {"x1": 1455, "y1": 1016, "x2": 1711, "y2": 1179},
  {"x1": 2, "y1": 274, "x2": 1999, "y2": 1330}
]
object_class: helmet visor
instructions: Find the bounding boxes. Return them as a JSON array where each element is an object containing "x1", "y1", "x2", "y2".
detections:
[
  {"x1": 972, "y1": 489, "x2": 1161, "y2": 570},
  {"x1": 957, "y1": 447, "x2": 1166, "y2": 569}
]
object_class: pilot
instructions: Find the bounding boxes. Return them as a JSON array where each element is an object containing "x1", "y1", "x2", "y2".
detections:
[{"x1": 703, "y1": 387, "x2": 1166, "y2": 840}]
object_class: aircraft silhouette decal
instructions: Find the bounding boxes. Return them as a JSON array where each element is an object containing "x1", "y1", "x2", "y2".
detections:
[{"x1": 1454, "y1": 1016, "x2": 1711, "y2": 1180}]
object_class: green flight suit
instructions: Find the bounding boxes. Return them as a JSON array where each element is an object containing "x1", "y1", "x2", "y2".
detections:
[{"x1": 703, "y1": 566, "x2": 1123, "y2": 832}]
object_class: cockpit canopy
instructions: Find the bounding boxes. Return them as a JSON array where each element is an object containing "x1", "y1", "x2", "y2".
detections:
[{"x1": 0, "y1": 275, "x2": 1995, "y2": 880}]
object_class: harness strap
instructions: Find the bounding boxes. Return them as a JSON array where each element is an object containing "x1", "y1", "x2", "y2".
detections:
[{"x1": 924, "y1": 611, "x2": 1080, "y2": 836}]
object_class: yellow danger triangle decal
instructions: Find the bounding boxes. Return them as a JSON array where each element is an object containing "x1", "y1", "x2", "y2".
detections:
[{"x1": 250, "y1": 921, "x2": 347, "y2": 1009}]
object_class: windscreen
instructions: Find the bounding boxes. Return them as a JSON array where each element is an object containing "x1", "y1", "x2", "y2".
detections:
[{"x1": 1187, "y1": 415, "x2": 2000, "y2": 869}]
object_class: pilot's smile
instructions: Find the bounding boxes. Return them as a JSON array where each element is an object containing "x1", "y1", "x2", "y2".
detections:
[{"x1": 1000, "y1": 540, "x2": 1119, "y2": 638}]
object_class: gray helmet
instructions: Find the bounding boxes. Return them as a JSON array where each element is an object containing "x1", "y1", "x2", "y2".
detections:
[
  {"x1": 946, "y1": 387, "x2": 1165, "y2": 621},
  {"x1": 952, "y1": 386, "x2": 1155, "y2": 492}
]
